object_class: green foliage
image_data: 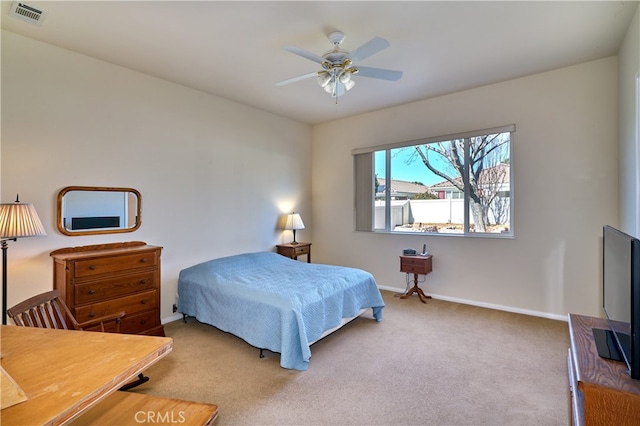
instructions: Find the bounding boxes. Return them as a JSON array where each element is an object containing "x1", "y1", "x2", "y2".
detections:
[{"x1": 412, "y1": 191, "x2": 439, "y2": 200}]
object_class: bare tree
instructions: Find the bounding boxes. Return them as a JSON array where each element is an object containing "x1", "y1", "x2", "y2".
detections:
[
  {"x1": 405, "y1": 133, "x2": 509, "y2": 232},
  {"x1": 478, "y1": 162, "x2": 509, "y2": 226}
]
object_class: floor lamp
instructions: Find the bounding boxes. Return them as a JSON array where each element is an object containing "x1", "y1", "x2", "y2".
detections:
[{"x1": 0, "y1": 196, "x2": 47, "y2": 325}]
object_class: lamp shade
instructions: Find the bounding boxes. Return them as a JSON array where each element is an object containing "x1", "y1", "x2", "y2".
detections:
[
  {"x1": 284, "y1": 213, "x2": 305, "y2": 231},
  {"x1": 0, "y1": 202, "x2": 47, "y2": 239}
]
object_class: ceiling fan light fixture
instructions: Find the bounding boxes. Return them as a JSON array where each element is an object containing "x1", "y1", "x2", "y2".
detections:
[
  {"x1": 324, "y1": 82, "x2": 335, "y2": 94},
  {"x1": 343, "y1": 79, "x2": 355, "y2": 91},
  {"x1": 317, "y1": 72, "x2": 332, "y2": 88}
]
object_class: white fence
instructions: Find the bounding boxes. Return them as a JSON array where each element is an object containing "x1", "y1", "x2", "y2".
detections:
[
  {"x1": 409, "y1": 199, "x2": 465, "y2": 224},
  {"x1": 375, "y1": 199, "x2": 509, "y2": 230}
]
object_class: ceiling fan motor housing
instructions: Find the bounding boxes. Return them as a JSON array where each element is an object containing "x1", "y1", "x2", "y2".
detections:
[
  {"x1": 327, "y1": 31, "x2": 345, "y2": 45},
  {"x1": 323, "y1": 50, "x2": 349, "y2": 65}
]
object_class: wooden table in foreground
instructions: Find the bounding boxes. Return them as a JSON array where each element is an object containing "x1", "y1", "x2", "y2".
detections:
[{"x1": 0, "y1": 325, "x2": 173, "y2": 425}]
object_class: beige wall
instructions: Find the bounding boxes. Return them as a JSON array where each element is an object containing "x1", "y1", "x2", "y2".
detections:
[
  {"x1": 618, "y1": 5, "x2": 640, "y2": 237},
  {"x1": 0, "y1": 30, "x2": 312, "y2": 321},
  {"x1": 311, "y1": 57, "x2": 620, "y2": 319}
]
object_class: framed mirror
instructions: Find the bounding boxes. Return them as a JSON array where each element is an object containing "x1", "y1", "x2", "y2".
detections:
[{"x1": 56, "y1": 186, "x2": 141, "y2": 236}]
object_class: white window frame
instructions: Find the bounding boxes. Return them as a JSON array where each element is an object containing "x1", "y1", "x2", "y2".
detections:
[{"x1": 353, "y1": 125, "x2": 515, "y2": 237}]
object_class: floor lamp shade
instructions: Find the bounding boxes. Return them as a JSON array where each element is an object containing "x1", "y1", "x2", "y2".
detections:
[
  {"x1": 1, "y1": 200, "x2": 47, "y2": 325},
  {"x1": 284, "y1": 213, "x2": 305, "y2": 244},
  {"x1": 0, "y1": 202, "x2": 47, "y2": 239}
]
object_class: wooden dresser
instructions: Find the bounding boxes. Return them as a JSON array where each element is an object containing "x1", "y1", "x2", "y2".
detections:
[{"x1": 50, "y1": 241, "x2": 164, "y2": 336}]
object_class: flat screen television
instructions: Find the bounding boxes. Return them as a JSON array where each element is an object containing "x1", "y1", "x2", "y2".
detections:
[{"x1": 593, "y1": 225, "x2": 640, "y2": 380}]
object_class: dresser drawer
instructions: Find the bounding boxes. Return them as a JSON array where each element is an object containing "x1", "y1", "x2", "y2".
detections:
[
  {"x1": 73, "y1": 252, "x2": 158, "y2": 278},
  {"x1": 84, "y1": 310, "x2": 159, "y2": 334},
  {"x1": 74, "y1": 271, "x2": 157, "y2": 305},
  {"x1": 294, "y1": 245, "x2": 309, "y2": 255},
  {"x1": 401, "y1": 257, "x2": 427, "y2": 266},
  {"x1": 75, "y1": 290, "x2": 157, "y2": 322},
  {"x1": 401, "y1": 264, "x2": 427, "y2": 274},
  {"x1": 120, "y1": 310, "x2": 159, "y2": 334}
]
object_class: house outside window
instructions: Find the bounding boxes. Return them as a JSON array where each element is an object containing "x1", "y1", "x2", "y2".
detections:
[{"x1": 353, "y1": 125, "x2": 514, "y2": 236}]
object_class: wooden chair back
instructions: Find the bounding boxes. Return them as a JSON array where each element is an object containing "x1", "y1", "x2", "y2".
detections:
[
  {"x1": 8, "y1": 289, "x2": 122, "y2": 332},
  {"x1": 8, "y1": 290, "x2": 74, "y2": 329}
]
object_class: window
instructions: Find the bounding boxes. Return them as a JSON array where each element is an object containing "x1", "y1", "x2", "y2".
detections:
[{"x1": 353, "y1": 125, "x2": 514, "y2": 236}]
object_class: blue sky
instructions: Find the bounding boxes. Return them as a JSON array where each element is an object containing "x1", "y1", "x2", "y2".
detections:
[{"x1": 375, "y1": 148, "x2": 446, "y2": 186}]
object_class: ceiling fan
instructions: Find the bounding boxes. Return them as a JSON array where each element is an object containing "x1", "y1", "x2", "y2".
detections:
[{"x1": 276, "y1": 31, "x2": 403, "y2": 100}]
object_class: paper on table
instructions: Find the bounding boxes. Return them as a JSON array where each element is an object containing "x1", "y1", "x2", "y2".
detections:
[{"x1": 1, "y1": 365, "x2": 28, "y2": 409}]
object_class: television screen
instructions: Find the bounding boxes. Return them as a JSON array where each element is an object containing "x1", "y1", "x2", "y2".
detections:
[
  {"x1": 604, "y1": 226, "x2": 632, "y2": 324},
  {"x1": 71, "y1": 216, "x2": 120, "y2": 230},
  {"x1": 600, "y1": 225, "x2": 640, "y2": 380}
]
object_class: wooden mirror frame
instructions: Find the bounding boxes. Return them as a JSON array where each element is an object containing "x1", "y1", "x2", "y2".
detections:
[{"x1": 56, "y1": 186, "x2": 142, "y2": 236}]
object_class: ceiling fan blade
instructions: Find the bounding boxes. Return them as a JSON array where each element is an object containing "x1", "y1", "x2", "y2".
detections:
[
  {"x1": 355, "y1": 66, "x2": 403, "y2": 81},
  {"x1": 284, "y1": 46, "x2": 326, "y2": 65},
  {"x1": 275, "y1": 71, "x2": 319, "y2": 86},
  {"x1": 348, "y1": 37, "x2": 390, "y2": 63}
]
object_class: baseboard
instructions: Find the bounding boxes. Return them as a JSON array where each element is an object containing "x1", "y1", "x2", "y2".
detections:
[
  {"x1": 162, "y1": 312, "x2": 183, "y2": 324},
  {"x1": 377, "y1": 284, "x2": 568, "y2": 322}
]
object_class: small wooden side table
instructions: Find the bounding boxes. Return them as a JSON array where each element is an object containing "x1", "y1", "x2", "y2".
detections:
[
  {"x1": 399, "y1": 254, "x2": 433, "y2": 303},
  {"x1": 276, "y1": 242, "x2": 311, "y2": 263}
]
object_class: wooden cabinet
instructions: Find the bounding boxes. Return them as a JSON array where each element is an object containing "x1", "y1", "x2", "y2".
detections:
[
  {"x1": 50, "y1": 241, "x2": 164, "y2": 336},
  {"x1": 567, "y1": 313, "x2": 640, "y2": 425},
  {"x1": 399, "y1": 255, "x2": 432, "y2": 303},
  {"x1": 276, "y1": 242, "x2": 311, "y2": 263},
  {"x1": 400, "y1": 254, "x2": 432, "y2": 275}
]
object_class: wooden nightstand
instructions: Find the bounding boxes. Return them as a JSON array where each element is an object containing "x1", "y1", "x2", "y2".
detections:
[
  {"x1": 399, "y1": 254, "x2": 433, "y2": 303},
  {"x1": 276, "y1": 242, "x2": 311, "y2": 263}
]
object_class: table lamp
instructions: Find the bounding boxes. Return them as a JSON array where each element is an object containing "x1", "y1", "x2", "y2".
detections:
[{"x1": 284, "y1": 212, "x2": 305, "y2": 245}]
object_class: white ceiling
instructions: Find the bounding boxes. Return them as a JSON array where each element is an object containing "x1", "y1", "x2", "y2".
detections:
[{"x1": 1, "y1": 1, "x2": 637, "y2": 125}]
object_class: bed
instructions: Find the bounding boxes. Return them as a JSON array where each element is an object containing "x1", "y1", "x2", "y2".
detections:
[{"x1": 177, "y1": 251, "x2": 385, "y2": 371}]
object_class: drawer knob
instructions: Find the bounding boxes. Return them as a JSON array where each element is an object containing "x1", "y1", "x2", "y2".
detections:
[
  {"x1": 140, "y1": 320, "x2": 147, "y2": 325},
  {"x1": 140, "y1": 279, "x2": 148, "y2": 284},
  {"x1": 89, "y1": 312, "x2": 96, "y2": 318},
  {"x1": 88, "y1": 289, "x2": 96, "y2": 295},
  {"x1": 140, "y1": 258, "x2": 147, "y2": 263},
  {"x1": 89, "y1": 265, "x2": 96, "y2": 270},
  {"x1": 141, "y1": 299, "x2": 147, "y2": 304}
]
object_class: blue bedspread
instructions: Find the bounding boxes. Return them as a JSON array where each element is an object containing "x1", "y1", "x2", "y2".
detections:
[{"x1": 177, "y1": 252, "x2": 384, "y2": 370}]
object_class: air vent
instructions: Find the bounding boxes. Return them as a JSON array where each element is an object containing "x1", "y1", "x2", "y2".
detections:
[{"x1": 10, "y1": 2, "x2": 47, "y2": 26}]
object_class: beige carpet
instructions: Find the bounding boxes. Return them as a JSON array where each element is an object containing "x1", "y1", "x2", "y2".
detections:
[{"x1": 135, "y1": 290, "x2": 570, "y2": 425}]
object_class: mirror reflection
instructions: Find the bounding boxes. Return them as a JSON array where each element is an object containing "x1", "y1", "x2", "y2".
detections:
[{"x1": 56, "y1": 186, "x2": 141, "y2": 236}]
